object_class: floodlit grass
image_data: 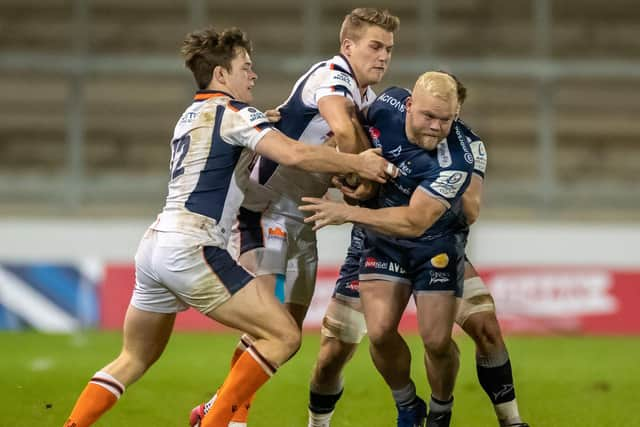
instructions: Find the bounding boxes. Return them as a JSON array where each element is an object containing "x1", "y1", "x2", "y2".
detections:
[{"x1": 2, "y1": 331, "x2": 639, "y2": 426}]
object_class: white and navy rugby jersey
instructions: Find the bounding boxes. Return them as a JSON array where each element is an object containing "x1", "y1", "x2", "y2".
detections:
[
  {"x1": 241, "y1": 54, "x2": 376, "y2": 215},
  {"x1": 365, "y1": 87, "x2": 479, "y2": 244},
  {"x1": 152, "y1": 90, "x2": 274, "y2": 246}
]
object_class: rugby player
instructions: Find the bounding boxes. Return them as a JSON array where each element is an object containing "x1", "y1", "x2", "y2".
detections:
[
  {"x1": 189, "y1": 8, "x2": 399, "y2": 427},
  {"x1": 306, "y1": 75, "x2": 529, "y2": 427},
  {"x1": 62, "y1": 26, "x2": 396, "y2": 427},
  {"x1": 301, "y1": 72, "x2": 474, "y2": 427}
]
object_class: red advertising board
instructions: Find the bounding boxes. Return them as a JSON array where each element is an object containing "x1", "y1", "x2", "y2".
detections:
[{"x1": 100, "y1": 264, "x2": 640, "y2": 334}]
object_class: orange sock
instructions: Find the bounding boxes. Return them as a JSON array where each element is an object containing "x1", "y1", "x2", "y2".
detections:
[
  {"x1": 64, "y1": 372, "x2": 125, "y2": 427},
  {"x1": 200, "y1": 347, "x2": 275, "y2": 427},
  {"x1": 229, "y1": 335, "x2": 255, "y2": 423}
]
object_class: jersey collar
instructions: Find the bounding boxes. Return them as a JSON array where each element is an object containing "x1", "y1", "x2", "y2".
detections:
[{"x1": 193, "y1": 90, "x2": 235, "y2": 101}]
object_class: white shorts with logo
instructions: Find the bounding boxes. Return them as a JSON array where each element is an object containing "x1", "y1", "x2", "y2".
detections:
[
  {"x1": 229, "y1": 206, "x2": 318, "y2": 307},
  {"x1": 132, "y1": 227, "x2": 254, "y2": 315}
]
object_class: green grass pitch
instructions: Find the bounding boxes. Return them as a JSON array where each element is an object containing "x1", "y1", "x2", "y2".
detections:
[{"x1": 2, "y1": 331, "x2": 639, "y2": 426}]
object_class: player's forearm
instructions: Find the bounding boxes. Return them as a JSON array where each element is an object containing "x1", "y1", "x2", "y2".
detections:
[
  {"x1": 293, "y1": 144, "x2": 361, "y2": 175},
  {"x1": 332, "y1": 126, "x2": 360, "y2": 154},
  {"x1": 347, "y1": 206, "x2": 434, "y2": 238},
  {"x1": 461, "y1": 176, "x2": 484, "y2": 225},
  {"x1": 462, "y1": 192, "x2": 480, "y2": 225}
]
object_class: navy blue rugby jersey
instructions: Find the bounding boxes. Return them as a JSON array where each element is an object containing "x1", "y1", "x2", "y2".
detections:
[{"x1": 363, "y1": 86, "x2": 479, "y2": 246}]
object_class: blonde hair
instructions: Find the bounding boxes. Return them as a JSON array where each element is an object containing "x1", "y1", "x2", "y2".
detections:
[
  {"x1": 339, "y1": 8, "x2": 399, "y2": 42},
  {"x1": 413, "y1": 71, "x2": 459, "y2": 104}
]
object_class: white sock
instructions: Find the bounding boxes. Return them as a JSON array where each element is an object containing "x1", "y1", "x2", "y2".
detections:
[
  {"x1": 308, "y1": 408, "x2": 334, "y2": 427},
  {"x1": 496, "y1": 399, "x2": 522, "y2": 426}
]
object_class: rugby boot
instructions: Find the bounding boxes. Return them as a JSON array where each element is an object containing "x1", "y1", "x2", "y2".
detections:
[
  {"x1": 189, "y1": 403, "x2": 205, "y2": 427},
  {"x1": 426, "y1": 409, "x2": 452, "y2": 427}
]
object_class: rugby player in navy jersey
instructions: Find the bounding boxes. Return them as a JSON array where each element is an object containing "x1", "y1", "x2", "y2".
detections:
[
  {"x1": 301, "y1": 71, "x2": 474, "y2": 427},
  {"x1": 62, "y1": 26, "x2": 397, "y2": 427},
  {"x1": 306, "y1": 75, "x2": 529, "y2": 427}
]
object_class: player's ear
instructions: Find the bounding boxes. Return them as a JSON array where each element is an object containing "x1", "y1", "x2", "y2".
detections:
[
  {"x1": 341, "y1": 38, "x2": 354, "y2": 56},
  {"x1": 405, "y1": 96, "x2": 413, "y2": 112},
  {"x1": 213, "y1": 65, "x2": 226, "y2": 85}
]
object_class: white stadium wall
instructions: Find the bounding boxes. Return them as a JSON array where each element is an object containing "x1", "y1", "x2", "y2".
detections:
[{"x1": 1, "y1": 220, "x2": 639, "y2": 334}]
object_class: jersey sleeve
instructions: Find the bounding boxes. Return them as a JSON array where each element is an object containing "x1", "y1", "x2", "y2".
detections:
[
  {"x1": 313, "y1": 67, "x2": 358, "y2": 105},
  {"x1": 220, "y1": 101, "x2": 274, "y2": 150},
  {"x1": 417, "y1": 170, "x2": 470, "y2": 209},
  {"x1": 469, "y1": 139, "x2": 487, "y2": 178}
]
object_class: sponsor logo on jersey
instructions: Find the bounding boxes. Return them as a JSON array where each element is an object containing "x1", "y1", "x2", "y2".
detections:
[
  {"x1": 429, "y1": 271, "x2": 450, "y2": 285},
  {"x1": 364, "y1": 257, "x2": 388, "y2": 270},
  {"x1": 388, "y1": 262, "x2": 406, "y2": 274},
  {"x1": 332, "y1": 71, "x2": 353, "y2": 85},
  {"x1": 179, "y1": 111, "x2": 198, "y2": 124},
  {"x1": 368, "y1": 127, "x2": 381, "y2": 146},
  {"x1": 379, "y1": 93, "x2": 406, "y2": 112},
  {"x1": 391, "y1": 180, "x2": 412, "y2": 196},
  {"x1": 437, "y1": 140, "x2": 452, "y2": 167},
  {"x1": 397, "y1": 160, "x2": 412, "y2": 175},
  {"x1": 470, "y1": 140, "x2": 487, "y2": 174},
  {"x1": 267, "y1": 226, "x2": 286, "y2": 240},
  {"x1": 455, "y1": 123, "x2": 474, "y2": 164},
  {"x1": 239, "y1": 106, "x2": 268, "y2": 125},
  {"x1": 248, "y1": 107, "x2": 266, "y2": 123},
  {"x1": 431, "y1": 253, "x2": 450, "y2": 269},
  {"x1": 346, "y1": 280, "x2": 360, "y2": 292}
]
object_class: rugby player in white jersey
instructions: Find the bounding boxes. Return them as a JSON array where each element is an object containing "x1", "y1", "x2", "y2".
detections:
[
  {"x1": 189, "y1": 8, "x2": 399, "y2": 427},
  {"x1": 62, "y1": 26, "x2": 397, "y2": 427}
]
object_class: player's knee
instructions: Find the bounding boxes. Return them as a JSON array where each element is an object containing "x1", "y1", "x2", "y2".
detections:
[
  {"x1": 421, "y1": 330, "x2": 453, "y2": 358},
  {"x1": 278, "y1": 322, "x2": 302, "y2": 358},
  {"x1": 321, "y1": 303, "x2": 367, "y2": 344},
  {"x1": 464, "y1": 311, "x2": 505, "y2": 355},
  {"x1": 367, "y1": 319, "x2": 398, "y2": 347}
]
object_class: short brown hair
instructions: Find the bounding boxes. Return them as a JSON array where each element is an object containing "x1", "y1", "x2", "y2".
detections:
[
  {"x1": 181, "y1": 27, "x2": 252, "y2": 90},
  {"x1": 339, "y1": 8, "x2": 400, "y2": 43}
]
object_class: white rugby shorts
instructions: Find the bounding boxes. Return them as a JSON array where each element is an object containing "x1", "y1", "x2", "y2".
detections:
[
  {"x1": 132, "y1": 228, "x2": 254, "y2": 314},
  {"x1": 230, "y1": 207, "x2": 318, "y2": 307}
]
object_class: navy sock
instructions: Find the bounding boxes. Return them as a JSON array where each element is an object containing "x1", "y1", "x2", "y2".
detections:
[
  {"x1": 309, "y1": 388, "x2": 343, "y2": 414},
  {"x1": 477, "y1": 358, "x2": 516, "y2": 404}
]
